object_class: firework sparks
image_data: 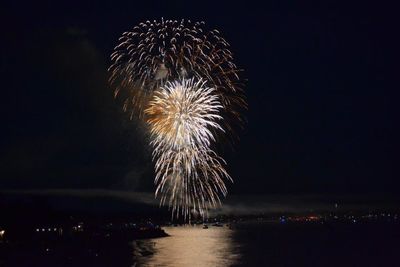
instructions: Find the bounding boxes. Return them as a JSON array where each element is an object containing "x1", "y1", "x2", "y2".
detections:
[
  {"x1": 109, "y1": 19, "x2": 245, "y2": 218},
  {"x1": 146, "y1": 79, "x2": 223, "y2": 152},
  {"x1": 145, "y1": 79, "x2": 231, "y2": 218},
  {"x1": 109, "y1": 18, "x2": 246, "y2": 133}
]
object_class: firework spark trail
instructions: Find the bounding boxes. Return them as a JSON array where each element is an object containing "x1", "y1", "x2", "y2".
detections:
[
  {"x1": 154, "y1": 148, "x2": 231, "y2": 219},
  {"x1": 109, "y1": 19, "x2": 245, "y2": 218}
]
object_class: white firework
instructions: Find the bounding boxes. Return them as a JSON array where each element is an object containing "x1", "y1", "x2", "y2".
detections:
[
  {"x1": 145, "y1": 78, "x2": 231, "y2": 218},
  {"x1": 109, "y1": 19, "x2": 246, "y2": 219}
]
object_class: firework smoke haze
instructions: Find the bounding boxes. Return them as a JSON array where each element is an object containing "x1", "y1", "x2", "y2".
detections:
[{"x1": 109, "y1": 19, "x2": 245, "y2": 218}]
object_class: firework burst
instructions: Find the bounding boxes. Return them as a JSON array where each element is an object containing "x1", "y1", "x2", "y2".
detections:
[
  {"x1": 109, "y1": 18, "x2": 246, "y2": 134},
  {"x1": 109, "y1": 19, "x2": 245, "y2": 218},
  {"x1": 146, "y1": 78, "x2": 223, "y2": 152},
  {"x1": 145, "y1": 78, "x2": 231, "y2": 218}
]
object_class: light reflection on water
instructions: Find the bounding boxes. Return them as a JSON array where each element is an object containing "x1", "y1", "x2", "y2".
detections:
[{"x1": 132, "y1": 225, "x2": 241, "y2": 267}]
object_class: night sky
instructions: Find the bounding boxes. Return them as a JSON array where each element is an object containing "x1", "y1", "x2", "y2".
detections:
[{"x1": 1, "y1": 0, "x2": 399, "y2": 210}]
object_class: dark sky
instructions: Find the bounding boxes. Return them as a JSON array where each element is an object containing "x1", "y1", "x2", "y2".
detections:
[{"x1": 1, "y1": 0, "x2": 399, "y2": 200}]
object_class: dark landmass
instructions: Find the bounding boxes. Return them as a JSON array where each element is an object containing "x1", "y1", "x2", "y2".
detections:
[{"x1": 0, "y1": 221, "x2": 167, "y2": 267}]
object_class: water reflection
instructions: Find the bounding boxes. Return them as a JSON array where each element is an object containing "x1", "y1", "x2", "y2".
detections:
[{"x1": 132, "y1": 225, "x2": 241, "y2": 267}]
